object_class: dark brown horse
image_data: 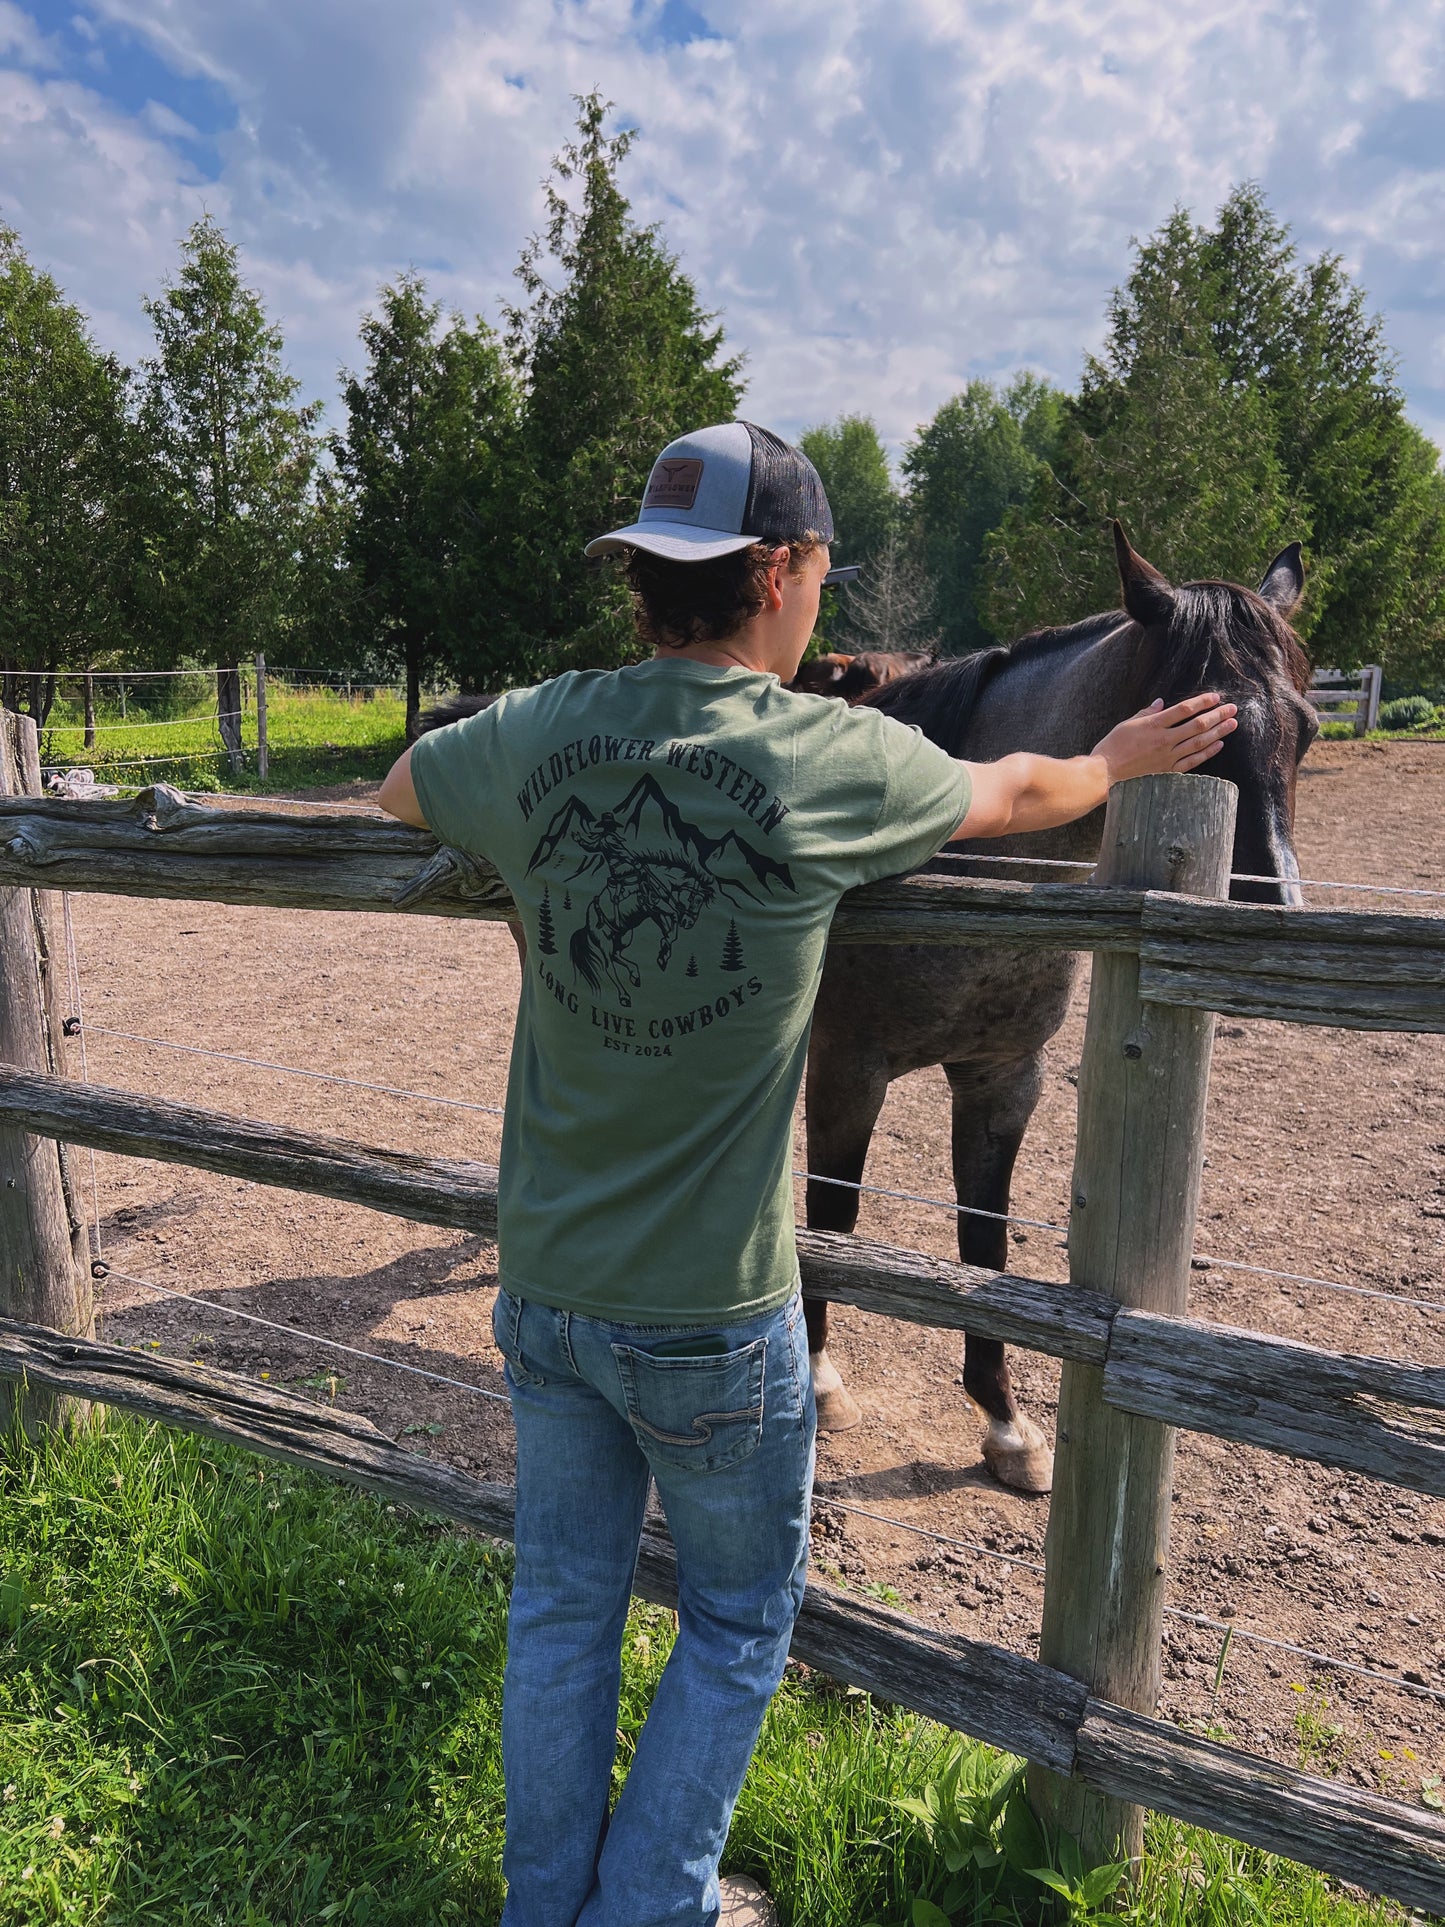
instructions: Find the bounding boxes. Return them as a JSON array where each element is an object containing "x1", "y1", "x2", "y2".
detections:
[
  {"x1": 802, "y1": 527, "x2": 1317, "y2": 1491},
  {"x1": 789, "y1": 649, "x2": 935, "y2": 700}
]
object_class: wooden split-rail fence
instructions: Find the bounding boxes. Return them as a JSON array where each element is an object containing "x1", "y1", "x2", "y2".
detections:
[{"x1": 0, "y1": 710, "x2": 1442, "y2": 1913}]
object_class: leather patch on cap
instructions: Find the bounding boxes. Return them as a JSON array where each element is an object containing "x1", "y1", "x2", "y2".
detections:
[{"x1": 644, "y1": 457, "x2": 704, "y2": 512}]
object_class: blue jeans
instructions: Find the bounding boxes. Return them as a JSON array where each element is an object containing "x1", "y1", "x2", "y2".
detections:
[{"x1": 492, "y1": 1286, "x2": 816, "y2": 1927}]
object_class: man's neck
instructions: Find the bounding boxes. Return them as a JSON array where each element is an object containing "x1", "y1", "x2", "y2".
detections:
[{"x1": 652, "y1": 642, "x2": 771, "y2": 673}]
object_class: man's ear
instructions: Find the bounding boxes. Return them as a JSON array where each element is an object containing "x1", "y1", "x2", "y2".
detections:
[
  {"x1": 1113, "y1": 520, "x2": 1175, "y2": 628},
  {"x1": 1258, "y1": 541, "x2": 1305, "y2": 616}
]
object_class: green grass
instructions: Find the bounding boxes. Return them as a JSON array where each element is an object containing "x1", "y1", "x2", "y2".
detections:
[
  {"x1": 0, "y1": 1420, "x2": 1426, "y2": 1925},
  {"x1": 37, "y1": 685, "x2": 414, "y2": 795}
]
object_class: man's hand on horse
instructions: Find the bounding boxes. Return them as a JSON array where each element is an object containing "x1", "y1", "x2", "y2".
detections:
[
  {"x1": 1093, "y1": 693, "x2": 1239, "y2": 784},
  {"x1": 951, "y1": 692, "x2": 1238, "y2": 841}
]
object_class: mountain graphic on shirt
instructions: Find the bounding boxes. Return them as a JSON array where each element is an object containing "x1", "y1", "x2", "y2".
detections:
[
  {"x1": 525, "y1": 773, "x2": 795, "y2": 1008},
  {"x1": 526, "y1": 773, "x2": 795, "y2": 900}
]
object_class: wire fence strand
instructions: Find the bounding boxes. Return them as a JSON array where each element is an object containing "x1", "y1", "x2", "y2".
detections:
[
  {"x1": 812, "y1": 1496, "x2": 1445, "y2": 1706},
  {"x1": 103, "y1": 1265, "x2": 512, "y2": 1406},
  {"x1": 96, "y1": 1262, "x2": 1443, "y2": 1709},
  {"x1": 67, "y1": 1020, "x2": 1444, "y2": 1307},
  {"x1": 74, "y1": 1024, "x2": 507, "y2": 1118}
]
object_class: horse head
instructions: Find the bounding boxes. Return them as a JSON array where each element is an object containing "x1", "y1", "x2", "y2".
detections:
[{"x1": 1113, "y1": 524, "x2": 1317, "y2": 906}]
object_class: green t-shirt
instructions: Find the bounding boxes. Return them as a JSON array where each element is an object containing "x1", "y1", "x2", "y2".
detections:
[{"x1": 409, "y1": 658, "x2": 971, "y2": 1324}]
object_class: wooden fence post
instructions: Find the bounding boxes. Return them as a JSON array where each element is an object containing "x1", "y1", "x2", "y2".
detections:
[
  {"x1": 1029, "y1": 773, "x2": 1237, "y2": 1871},
  {"x1": 83, "y1": 671, "x2": 96, "y2": 752},
  {"x1": 0, "y1": 710, "x2": 94, "y2": 1435},
  {"x1": 255, "y1": 654, "x2": 269, "y2": 782}
]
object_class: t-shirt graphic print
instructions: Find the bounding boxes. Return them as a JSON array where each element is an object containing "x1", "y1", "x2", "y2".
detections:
[
  {"x1": 527, "y1": 765, "x2": 792, "y2": 1039},
  {"x1": 409, "y1": 658, "x2": 970, "y2": 1326}
]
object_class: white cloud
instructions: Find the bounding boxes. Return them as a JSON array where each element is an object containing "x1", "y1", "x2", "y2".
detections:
[{"x1": 1, "y1": 0, "x2": 1443, "y2": 451}]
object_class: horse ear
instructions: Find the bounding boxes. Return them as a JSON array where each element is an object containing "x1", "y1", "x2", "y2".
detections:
[
  {"x1": 1257, "y1": 541, "x2": 1305, "y2": 616},
  {"x1": 1112, "y1": 520, "x2": 1175, "y2": 627}
]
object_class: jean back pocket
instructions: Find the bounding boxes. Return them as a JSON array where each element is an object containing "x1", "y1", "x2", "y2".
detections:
[{"x1": 610, "y1": 1337, "x2": 766, "y2": 1473}]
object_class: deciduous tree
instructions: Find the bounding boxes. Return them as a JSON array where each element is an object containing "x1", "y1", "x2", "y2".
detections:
[{"x1": 905, "y1": 375, "x2": 1062, "y2": 653}]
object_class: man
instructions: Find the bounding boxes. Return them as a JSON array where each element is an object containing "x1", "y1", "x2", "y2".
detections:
[{"x1": 377, "y1": 421, "x2": 1236, "y2": 1927}]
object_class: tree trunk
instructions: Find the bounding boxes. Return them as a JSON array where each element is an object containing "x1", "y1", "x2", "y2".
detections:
[
  {"x1": 405, "y1": 639, "x2": 421, "y2": 741},
  {"x1": 0, "y1": 710, "x2": 93, "y2": 1435},
  {"x1": 217, "y1": 660, "x2": 244, "y2": 771},
  {"x1": 83, "y1": 673, "x2": 96, "y2": 752}
]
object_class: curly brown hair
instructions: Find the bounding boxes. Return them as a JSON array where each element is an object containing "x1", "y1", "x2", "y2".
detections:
[{"x1": 621, "y1": 538, "x2": 825, "y2": 650}]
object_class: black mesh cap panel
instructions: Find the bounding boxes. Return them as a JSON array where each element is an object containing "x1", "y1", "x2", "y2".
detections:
[{"x1": 740, "y1": 422, "x2": 834, "y2": 544}]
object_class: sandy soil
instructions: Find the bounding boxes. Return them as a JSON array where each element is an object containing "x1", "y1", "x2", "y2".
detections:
[{"x1": 69, "y1": 738, "x2": 1445, "y2": 1796}]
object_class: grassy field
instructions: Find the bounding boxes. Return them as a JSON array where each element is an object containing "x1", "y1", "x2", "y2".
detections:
[
  {"x1": 37, "y1": 681, "x2": 414, "y2": 795},
  {"x1": 0, "y1": 1419, "x2": 1424, "y2": 1927}
]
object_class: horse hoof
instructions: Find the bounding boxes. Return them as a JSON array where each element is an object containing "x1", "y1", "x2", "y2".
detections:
[
  {"x1": 982, "y1": 1414, "x2": 1054, "y2": 1495},
  {"x1": 810, "y1": 1349, "x2": 862, "y2": 1432}
]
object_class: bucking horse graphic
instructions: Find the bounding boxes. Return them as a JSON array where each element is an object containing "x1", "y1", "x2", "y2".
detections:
[{"x1": 526, "y1": 773, "x2": 795, "y2": 1008}]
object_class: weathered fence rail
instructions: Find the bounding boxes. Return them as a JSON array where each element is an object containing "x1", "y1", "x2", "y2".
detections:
[
  {"x1": 1, "y1": 735, "x2": 1443, "y2": 1912},
  {"x1": 1, "y1": 1065, "x2": 1441, "y2": 1499},
  {"x1": 1310, "y1": 664, "x2": 1383, "y2": 735},
  {"x1": 1, "y1": 787, "x2": 1443, "y2": 1033}
]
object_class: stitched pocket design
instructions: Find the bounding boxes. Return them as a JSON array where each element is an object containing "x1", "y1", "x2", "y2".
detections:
[
  {"x1": 491, "y1": 1288, "x2": 545, "y2": 1386},
  {"x1": 611, "y1": 1338, "x2": 766, "y2": 1473}
]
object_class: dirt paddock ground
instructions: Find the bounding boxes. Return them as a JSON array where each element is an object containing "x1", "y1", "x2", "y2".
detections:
[{"x1": 73, "y1": 738, "x2": 1445, "y2": 1797}]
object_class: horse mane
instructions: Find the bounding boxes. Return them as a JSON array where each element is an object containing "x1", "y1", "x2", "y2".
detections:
[
  {"x1": 1155, "y1": 583, "x2": 1312, "y2": 699},
  {"x1": 862, "y1": 585, "x2": 1310, "y2": 756},
  {"x1": 411, "y1": 692, "x2": 497, "y2": 739},
  {"x1": 861, "y1": 612, "x2": 1124, "y2": 755}
]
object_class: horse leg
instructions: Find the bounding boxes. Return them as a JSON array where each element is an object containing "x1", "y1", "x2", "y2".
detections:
[
  {"x1": 943, "y1": 1055, "x2": 1054, "y2": 1496},
  {"x1": 803, "y1": 1050, "x2": 891, "y2": 1432}
]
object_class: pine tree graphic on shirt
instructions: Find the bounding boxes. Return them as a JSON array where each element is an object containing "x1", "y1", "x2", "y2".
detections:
[
  {"x1": 562, "y1": 890, "x2": 572, "y2": 911},
  {"x1": 537, "y1": 884, "x2": 557, "y2": 956},
  {"x1": 685, "y1": 955, "x2": 698, "y2": 978},
  {"x1": 720, "y1": 919, "x2": 745, "y2": 972}
]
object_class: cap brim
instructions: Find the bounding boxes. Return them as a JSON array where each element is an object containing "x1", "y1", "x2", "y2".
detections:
[{"x1": 584, "y1": 522, "x2": 760, "y2": 562}]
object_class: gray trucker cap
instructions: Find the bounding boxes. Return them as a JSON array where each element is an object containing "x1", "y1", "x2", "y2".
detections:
[{"x1": 584, "y1": 421, "x2": 834, "y2": 563}]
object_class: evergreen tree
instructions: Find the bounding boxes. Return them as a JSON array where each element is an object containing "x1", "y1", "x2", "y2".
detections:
[
  {"x1": 685, "y1": 954, "x2": 697, "y2": 978},
  {"x1": 501, "y1": 93, "x2": 743, "y2": 675},
  {"x1": 0, "y1": 227, "x2": 132, "y2": 721},
  {"x1": 1201, "y1": 185, "x2": 1445, "y2": 674},
  {"x1": 720, "y1": 919, "x2": 744, "y2": 972},
  {"x1": 904, "y1": 374, "x2": 1062, "y2": 653},
  {"x1": 984, "y1": 188, "x2": 1445, "y2": 675},
  {"x1": 537, "y1": 883, "x2": 557, "y2": 955},
  {"x1": 138, "y1": 217, "x2": 320, "y2": 765},
  {"x1": 332, "y1": 274, "x2": 518, "y2": 730}
]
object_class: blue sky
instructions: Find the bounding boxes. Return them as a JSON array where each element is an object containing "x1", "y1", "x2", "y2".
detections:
[{"x1": 7, "y1": 0, "x2": 1445, "y2": 456}]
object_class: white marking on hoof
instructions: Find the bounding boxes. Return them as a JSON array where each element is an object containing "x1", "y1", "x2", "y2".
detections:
[
  {"x1": 981, "y1": 1411, "x2": 1054, "y2": 1495},
  {"x1": 810, "y1": 1348, "x2": 862, "y2": 1431}
]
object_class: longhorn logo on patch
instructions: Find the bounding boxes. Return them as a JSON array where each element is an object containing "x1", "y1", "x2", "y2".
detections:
[{"x1": 644, "y1": 457, "x2": 704, "y2": 511}]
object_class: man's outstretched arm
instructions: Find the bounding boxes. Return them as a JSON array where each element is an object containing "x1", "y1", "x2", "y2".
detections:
[{"x1": 951, "y1": 693, "x2": 1238, "y2": 841}]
